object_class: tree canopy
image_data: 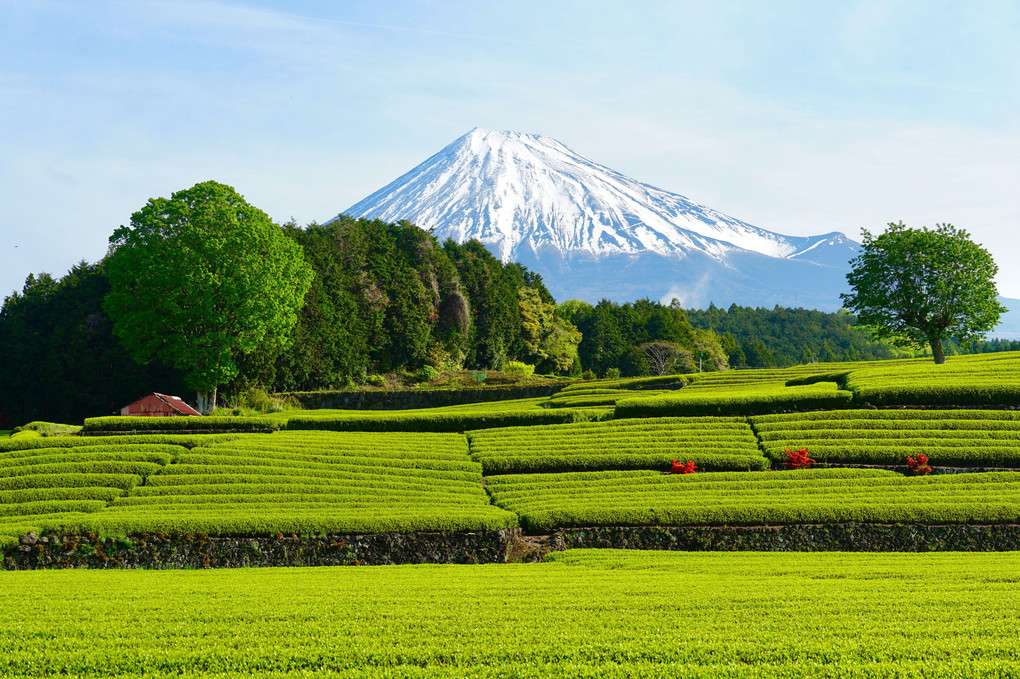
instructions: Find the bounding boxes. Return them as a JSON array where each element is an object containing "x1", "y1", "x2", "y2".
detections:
[
  {"x1": 841, "y1": 222, "x2": 1005, "y2": 364},
  {"x1": 103, "y1": 181, "x2": 314, "y2": 411}
]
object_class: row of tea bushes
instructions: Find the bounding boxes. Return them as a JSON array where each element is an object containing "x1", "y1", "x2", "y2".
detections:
[
  {"x1": 751, "y1": 409, "x2": 1020, "y2": 467},
  {"x1": 285, "y1": 407, "x2": 612, "y2": 433},
  {"x1": 467, "y1": 417, "x2": 767, "y2": 474},
  {"x1": 0, "y1": 434, "x2": 237, "y2": 453},
  {"x1": 73, "y1": 431, "x2": 517, "y2": 536},
  {"x1": 614, "y1": 381, "x2": 854, "y2": 418},
  {"x1": 81, "y1": 416, "x2": 280, "y2": 434},
  {"x1": 486, "y1": 468, "x2": 1020, "y2": 533}
]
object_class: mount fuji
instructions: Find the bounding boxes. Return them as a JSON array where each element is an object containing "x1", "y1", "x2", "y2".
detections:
[{"x1": 338, "y1": 128, "x2": 859, "y2": 309}]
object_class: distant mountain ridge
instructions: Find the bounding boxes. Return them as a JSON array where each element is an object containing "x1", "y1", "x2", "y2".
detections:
[{"x1": 338, "y1": 128, "x2": 859, "y2": 309}]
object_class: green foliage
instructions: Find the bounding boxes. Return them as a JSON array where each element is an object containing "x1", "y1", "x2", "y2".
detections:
[
  {"x1": 104, "y1": 181, "x2": 314, "y2": 408},
  {"x1": 443, "y1": 239, "x2": 540, "y2": 370},
  {"x1": 842, "y1": 222, "x2": 1006, "y2": 364},
  {"x1": 11, "y1": 422, "x2": 82, "y2": 437},
  {"x1": 502, "y1": 360, "x2": 535, "y2": 382},
  {"x1": 562, "y1": 298, "x2": 725, "y2": 376},
  {"x1": 0, "y1": 430, "x2": 515, "y2": 541},
  {"x1": 416, "y1": 365, "x2": 440, "y2": 384},
  {"x1": 5, "y1": 551, "x2": 1020, "y2": 675},
  {"x1": 843, "y1": 351, "x2": 1020, "y2": 405},
  {"x1": 518, "y1": 287, "x2": 581, "y2": 373}
]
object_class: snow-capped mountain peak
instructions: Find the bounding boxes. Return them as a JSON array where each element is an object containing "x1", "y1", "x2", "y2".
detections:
[{"x1": 342, "y1": 128, "x2": 832, "y2": 262}]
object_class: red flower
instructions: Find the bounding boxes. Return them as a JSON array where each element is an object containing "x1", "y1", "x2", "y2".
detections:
[
  {"x1": 785, "y1": 447, "x2": 815, "y2": 470},
  {"x1": 906, "y1": 455, "x2": 932, "y2": 476},
  {"x1": 671, "y1": 460, "x2": 697, "y2": 474}
]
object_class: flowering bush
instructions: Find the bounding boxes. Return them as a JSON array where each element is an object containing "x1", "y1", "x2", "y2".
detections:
[
  {"x1": 906, "y1": 453, "x2": 932, "y2": 475},
  {"x1": 670, "y1": 460, "x2": 697, "y2": 474},
  {"x1": 785, "y1": 447, "x2": 815, "y2": 469}
]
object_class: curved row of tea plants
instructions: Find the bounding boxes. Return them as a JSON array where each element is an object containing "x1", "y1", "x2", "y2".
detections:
[
  {"x1": 486, "y1": 468, "x2": 1020, "y2": 533},
  {"x1": 614, "y1": 381, "x2": 853, "y2": 418},
  {"x1": 0, "y1": 443, "x2": 182, "y2": 548},
  {"x1": 467, "y1": 417, "x2": 767, "y2": 474},
  {"x1": 0, "y1": 431, "x2": 516, "y2": 545}
]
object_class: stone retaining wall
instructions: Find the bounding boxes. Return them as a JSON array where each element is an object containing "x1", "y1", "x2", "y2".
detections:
[
  {"x1": 3, "y1": 529, "x2": 520, "y2": 570},
  {"x1": 10, "y1": 524, "x2": 1019, "y2": 569},
  {"x1": 285, "y1": 384, "x2": 565, "y2": 410},
  {"x1": 555, "y1": 523, "x2": 1020, "y2": 552}
]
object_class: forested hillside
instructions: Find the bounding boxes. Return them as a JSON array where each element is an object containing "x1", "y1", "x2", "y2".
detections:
[{"x1": 0, "y1": 218, "x2": 588, "y2": 424}]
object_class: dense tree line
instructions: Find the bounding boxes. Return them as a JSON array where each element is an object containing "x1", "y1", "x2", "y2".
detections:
[
  {"x1": 684, "y1": 303, "x2": 1020, "y2": 368},
  {"x1": 5, "y1": 213, "x2": 1019, "y2": 426},
  {"x1": 0, "y1": 262, "x2": 187, "y2": 426}
]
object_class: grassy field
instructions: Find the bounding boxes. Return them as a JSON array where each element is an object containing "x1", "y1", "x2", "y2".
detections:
[{"x1": 2, "y1": 549, "x2": 1019, "y2": 677}]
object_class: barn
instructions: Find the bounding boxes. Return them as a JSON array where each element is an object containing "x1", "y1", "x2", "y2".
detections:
[{"x1": 120, "y1": 393, "x2": 202, "y2": 417}]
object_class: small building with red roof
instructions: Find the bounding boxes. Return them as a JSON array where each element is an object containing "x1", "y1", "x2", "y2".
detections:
[{"x1": 120, "y1": 393, "x2": 202, "y2": 417}]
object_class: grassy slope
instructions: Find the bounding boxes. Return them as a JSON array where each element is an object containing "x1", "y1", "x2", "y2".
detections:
[{"x1": 2, "y1": 550, "x2": 1019, "y2": 677}]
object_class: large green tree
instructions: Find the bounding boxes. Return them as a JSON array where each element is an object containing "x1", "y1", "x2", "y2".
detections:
[
  {"x1": 104, "y1": 181, "x2": 314, "y2": 412},
  {"x1": 841, "y1": 222, "x2": 1005, "y2": 364}
]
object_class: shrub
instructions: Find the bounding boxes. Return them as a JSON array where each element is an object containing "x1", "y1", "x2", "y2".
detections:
[
  {"x1": 365, "y1": 375, "x2": 386, "y2": 388},
  {"x1": 416, "y1": 365, "x2": 441, "y2": 384},
  {"x1": 503, "y1": 361, "x2": 535, "y2": 382},
  {"x1": 605, "y1": 368, "x2": 621, "y2": 380},
  {"x1": 581, "y1": 369, "x2": 597, "y2": 381}
]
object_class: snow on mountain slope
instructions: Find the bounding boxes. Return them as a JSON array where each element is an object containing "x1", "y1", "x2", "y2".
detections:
[
  {"x1": 338, "y1": 128, "x2": 860, "y2": 309},
  {"x1": 345, "y1": 128, "x2": 831, "y2": 260}
]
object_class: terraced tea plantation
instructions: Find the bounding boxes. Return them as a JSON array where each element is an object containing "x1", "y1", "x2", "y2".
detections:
[
  {"x1": 0, "y1": 431, "x2": 515, "y2": 548},
  {"x1": 487, "y1": 468, "x2": 1020, "y2": 532},
  {"x1": 753, "y1": 409, "x2": 1020, "y2": 467},
  {"x1": 4, "y1": 550, "x2": 1020, "y2": 677},
  {"x1": 8, "y1": 352, "x2": 1020, "y2": 676},
  {"x1": 468, "y1": 416, "x2": 767, "y2": 473}
]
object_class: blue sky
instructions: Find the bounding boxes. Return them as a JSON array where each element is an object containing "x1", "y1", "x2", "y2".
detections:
[{"x1": 3, "y1": 0, "x2": 1019, "y2": 299}]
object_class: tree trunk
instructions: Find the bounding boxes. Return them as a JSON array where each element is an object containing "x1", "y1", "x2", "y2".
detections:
[
  {"x1": 931, "y1": 339, "x2": 946, "y2": 365},
  {"x1": 195, "y1": 387, "x2": 219, "y2": 415}
]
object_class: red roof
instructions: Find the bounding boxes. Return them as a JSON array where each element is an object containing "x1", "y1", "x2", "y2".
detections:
[{"x1": 120, "y1": 393, "x2": 202, "y2": 417}]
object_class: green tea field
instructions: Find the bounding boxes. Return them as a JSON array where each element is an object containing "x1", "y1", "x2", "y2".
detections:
[{"x1": 3, "y1": 550, "x2": 1020, "y2": 677}]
